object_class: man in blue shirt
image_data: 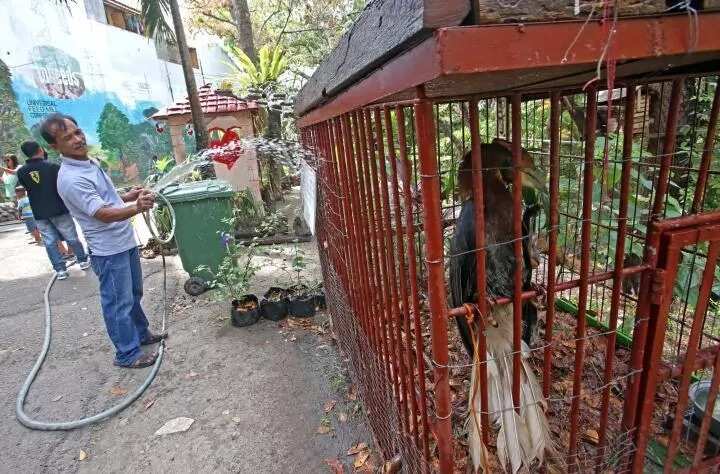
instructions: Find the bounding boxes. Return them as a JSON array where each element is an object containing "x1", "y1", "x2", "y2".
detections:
[
  {"x1": 41, "y1": 113, "x2": 166, "y2": 369},
  {"x1": 18, "y1": 140, "x2": 90, "y2": 280}
]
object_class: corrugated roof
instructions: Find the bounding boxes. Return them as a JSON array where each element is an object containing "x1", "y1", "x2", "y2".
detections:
[{"x1": 152, "y1": 85, "x2": 259, "y2": 120}]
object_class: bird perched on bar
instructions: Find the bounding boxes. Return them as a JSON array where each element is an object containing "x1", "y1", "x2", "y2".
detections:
[{"x1": 450, "y1": 138, "x2": 554, "y2": 473}]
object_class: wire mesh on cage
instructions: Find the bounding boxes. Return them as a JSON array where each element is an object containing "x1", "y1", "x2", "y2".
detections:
[{"x1": 304, "y1": 74, "x2": 720, "y2": 472}]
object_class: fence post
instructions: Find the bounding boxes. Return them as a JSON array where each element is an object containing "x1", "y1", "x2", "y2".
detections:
[{"x1": 414, "y1": 86, "x2": 454, "y2": 473}]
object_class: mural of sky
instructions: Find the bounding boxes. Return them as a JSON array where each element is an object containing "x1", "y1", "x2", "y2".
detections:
[
  {"x1": 12, "y1": 74, "x2": 159, "y2": 144},
  {"x1": 0, "y1": 0, "x2": 204, "y2": 181}
]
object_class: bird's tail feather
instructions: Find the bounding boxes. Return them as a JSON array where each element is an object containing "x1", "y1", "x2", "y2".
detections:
[{"x1": 467, "y1": 304, "x2": 555, "y2": 473}]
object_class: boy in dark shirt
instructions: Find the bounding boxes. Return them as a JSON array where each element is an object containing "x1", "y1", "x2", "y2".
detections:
[
  {"x1": 17, "y1": 141, "x2": 90, "y2": 280},
  {"x1": 15, "y1": 186, "x2": 41, "y2": 244}
]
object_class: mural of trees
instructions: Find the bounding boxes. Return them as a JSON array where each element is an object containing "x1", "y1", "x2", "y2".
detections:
[
  {"x1": 97, "y1": 103, "x2": 133, "y2": 164},
  {"x1": 96, "y1": 102, "x2": 173, "y2": 183},
  {"x1": 0, "y1": 59, "x2": 31, "y2": 157}
]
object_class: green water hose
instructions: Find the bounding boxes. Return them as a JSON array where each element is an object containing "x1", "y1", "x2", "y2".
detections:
[{"x1": 16, "y1": 192, "x2": 176, "y2": 430}]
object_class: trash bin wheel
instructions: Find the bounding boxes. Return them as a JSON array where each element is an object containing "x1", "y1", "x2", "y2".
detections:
[{"x1": 184, "y1": 277, "x2": 207, "y2": 296}]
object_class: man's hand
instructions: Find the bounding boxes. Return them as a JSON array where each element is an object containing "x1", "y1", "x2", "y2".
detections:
[
  {"x1": 136, "y1": 190, "x2": 155, "y2": 212},
  {"x1": 122, "y1": 186, "x2": 144, "y2": 202}
]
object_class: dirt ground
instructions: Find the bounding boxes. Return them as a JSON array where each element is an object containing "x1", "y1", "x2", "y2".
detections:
[{"x1": 0, "y1": 221, "x2": 374, "y2": 473}]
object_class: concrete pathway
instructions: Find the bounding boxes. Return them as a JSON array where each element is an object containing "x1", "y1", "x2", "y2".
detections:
[{"x1": 0, "y1": 222, "x2": 373, "y2": 473}]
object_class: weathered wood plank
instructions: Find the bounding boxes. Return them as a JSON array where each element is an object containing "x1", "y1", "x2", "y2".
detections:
[
  {"x1": 294, "y1": 0, "x2": 469, "y2": 116},
  {"x1": 473, "y1": 0, "x2": 667, "y2": 24}
]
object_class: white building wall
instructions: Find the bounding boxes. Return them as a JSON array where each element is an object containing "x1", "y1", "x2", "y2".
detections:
[{"x1": 0, "y1": 0, "x2": 230, "y2": 143}]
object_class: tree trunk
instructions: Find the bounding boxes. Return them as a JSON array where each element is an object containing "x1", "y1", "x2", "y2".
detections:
[
  {"x1": 229, "y1": 0, "x2": 257, "y2": 64},
  {"x1": 168, "y1": 0, "x2": 208, "y2": 151},
  {"x1": 262, "y1": 107, "x2": 285, "y2": 204}
]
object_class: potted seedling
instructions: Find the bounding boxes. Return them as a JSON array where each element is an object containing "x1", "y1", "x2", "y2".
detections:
[
  {"x1": 260, "y1": 286, "x2": 289, "y2": 321},
  {"x1": 284, "y1": 244, "x2": 319, "y2": 318},
  {"x1": 197, "y1": 236, "x2": 260, "y2": 327}
]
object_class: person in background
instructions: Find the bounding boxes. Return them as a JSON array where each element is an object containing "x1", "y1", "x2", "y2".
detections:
[
  {"x1": 15, "y1": 186, "x2": 41, "y2": 245},
  {"x1": 17, "y1": 140, "x2": 90, "y2": 280},
  {"x1": 41, "y1": 113, "x2": 166, "y2": 369},
  {"x1": 1, "y1": 154, "x2": 20, "y2": 203}
]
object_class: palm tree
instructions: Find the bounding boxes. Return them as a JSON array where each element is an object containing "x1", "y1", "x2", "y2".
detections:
[
  {"x1": 146, "y1": 0, "x2": 208, "y2": 150},
  {"x1": 55, "y1": 0, "x2": 209, "y2": 151}
]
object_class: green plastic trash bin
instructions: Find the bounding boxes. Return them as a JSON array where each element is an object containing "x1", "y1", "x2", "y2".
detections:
[{"x1": 161, "y1": 180, "x2": 234, "y2": 296}]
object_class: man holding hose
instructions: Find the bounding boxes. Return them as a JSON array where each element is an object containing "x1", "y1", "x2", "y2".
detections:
[{"x1": 40, "y1": 113, "x2": 167, "y2": 369}]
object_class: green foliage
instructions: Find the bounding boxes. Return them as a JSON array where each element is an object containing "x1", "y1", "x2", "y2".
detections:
[
  {"x1": 227, "y1": 45, "x2": 288, "y2": 89},
  {"x1": 421, "y1": 81, "x2": 720, "y2": 319},
  {"x1": 154, "y1": 155, "x2": 175, "y2": 174},
  {"x1": 291, "y1": 243, "x2": 306, "y2": 285},
  {"x1": 140, "y1": 0, "x2": 175, "y2": 44},
  {"x1": 187, "y1": 0, "x2": 363, "y2": 87},
  {"x1": 197, "y1": 216, "x2": 259, "y2": 302},
  {"x1": 152, "y1": 205, "x2": 174, "y2": 243},
  {"x1": 197, "y1": 241, "x2": 258, "y2": 302},
  {"x1": 233, "y1": 189, "x2": 263, "y2": 220},
  {"x1": 257, "y1": 210, "x2": 288, "y2": 236}
]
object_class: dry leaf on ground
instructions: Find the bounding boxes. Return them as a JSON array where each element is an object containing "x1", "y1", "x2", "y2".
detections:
[
  {"x1": 324, "y1": 400, "x2": 337, "y2": 413},
  {"x1": 110, "y1": 386, "x2": 128, "y2": 396},
  {"x1": 347, "y1": 442, "x2": 368, "y2": 455},
  {"x1": 353, "y1": 450, "x2": 371, "y2": 468},
  {"x1": 325, "y1": 458, "x2": 344, "y2": 473},
  {"x1": 317, "y1": 424, "x2": 333, "y2": 435},
  {"x1": 78, "y1": 450, "x2": 87, "y2": 461},
  {"x1": 583, "y1": 429, "x2": 600, "y2": 445}
]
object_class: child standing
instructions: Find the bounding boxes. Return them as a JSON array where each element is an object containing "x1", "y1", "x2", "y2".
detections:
[{"x1": 16, "y1": 186, "x2": 41, "y2": 244}]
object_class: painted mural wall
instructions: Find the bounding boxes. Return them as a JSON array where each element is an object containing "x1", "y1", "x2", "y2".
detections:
[{"x1": 0, "y1": 0, "x2": 230, "y2": 183}]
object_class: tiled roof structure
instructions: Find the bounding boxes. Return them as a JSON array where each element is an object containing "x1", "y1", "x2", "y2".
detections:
[{"x1": 152, "y1": 85, "x2": 258, "y2": 120}]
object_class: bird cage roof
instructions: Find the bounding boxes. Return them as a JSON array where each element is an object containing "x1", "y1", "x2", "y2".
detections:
[{"x1": 295, "y1": 1, "x2": 720, "y2": 126}]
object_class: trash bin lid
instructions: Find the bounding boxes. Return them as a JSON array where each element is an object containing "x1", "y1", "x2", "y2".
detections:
[{"x1": 160, "y1": 180, "x2": 234, "y2": 203}]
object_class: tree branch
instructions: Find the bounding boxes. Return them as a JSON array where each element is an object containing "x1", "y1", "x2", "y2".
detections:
[
  {"x1": 275, "y1": 0, "x2": 295, "y2": 48},
  {"x1": 290, "y1": 68, "x2": 310, "y2": 79},
  {"x1": 259, "y1": 8, "x2": 283, "y2": 36},
  {"x1": 200, "y1": 10, "x2": 237, "y2": 28},
  {"x1": 283, "y1": 27, "x2": 330, "y2": 34}
]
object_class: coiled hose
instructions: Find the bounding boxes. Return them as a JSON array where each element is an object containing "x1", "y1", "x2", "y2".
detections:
[{"x1": 16, "y1": 192, "x2": 176, "y2": 430}]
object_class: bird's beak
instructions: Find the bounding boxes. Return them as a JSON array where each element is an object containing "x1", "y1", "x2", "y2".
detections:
[{"x1": 521, "y1": 166, "x2": 546, "y2": 194}]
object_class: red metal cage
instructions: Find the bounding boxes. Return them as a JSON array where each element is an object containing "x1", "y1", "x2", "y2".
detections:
[{"x1": 299, "y1": 9, "x2": 720, "y2": 474}]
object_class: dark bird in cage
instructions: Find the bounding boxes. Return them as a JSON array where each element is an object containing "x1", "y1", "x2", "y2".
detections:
[{"x1": 450, "y1": 138, "x2": 555, "y2": 472}]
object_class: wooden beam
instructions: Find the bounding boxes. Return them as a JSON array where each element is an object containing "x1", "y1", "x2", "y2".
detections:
[
  {"x1": 473, "y1": 0, "x2": 666, "y2": 24},
  {"x1": 293, "y1": 0, "x2": 469, "y2": 116},
  {"x1": 297, "y1": 12, "x2": 720, "y2": 127}
]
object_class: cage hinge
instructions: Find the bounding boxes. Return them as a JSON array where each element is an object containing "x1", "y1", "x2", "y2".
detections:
[{"x1": 650, "y1": 268, "x2": 667, "y2": 306}]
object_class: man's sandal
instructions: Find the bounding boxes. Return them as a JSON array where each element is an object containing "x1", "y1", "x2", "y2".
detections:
[
  {"x1": 141, "y1": 332, "x2": 168, "y2": 346},
  {"x1": 114, "y1": 352, "x2": 158, "y2": 369}
]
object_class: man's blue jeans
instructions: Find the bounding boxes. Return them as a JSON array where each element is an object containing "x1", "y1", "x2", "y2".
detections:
[
  {"x1": 91, "y1": 247, "x2": 150, "y2": 366},
  {"x1": 35, "y1": 213, "x2": 88, "y2": 272}
]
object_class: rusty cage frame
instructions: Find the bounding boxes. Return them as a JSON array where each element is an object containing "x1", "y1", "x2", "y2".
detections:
[{"x1": 299, "y1": 11, "x2": 720, "y2": 474}]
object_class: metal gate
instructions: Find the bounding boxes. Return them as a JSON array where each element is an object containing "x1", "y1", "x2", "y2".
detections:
[{"x1": 629, "y1": 212, "x2": 720, "y2": 473}]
